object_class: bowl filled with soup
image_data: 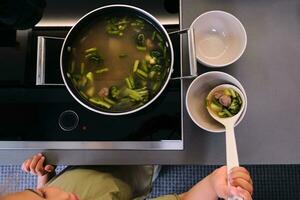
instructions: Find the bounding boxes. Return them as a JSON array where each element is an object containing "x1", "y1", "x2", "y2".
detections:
[{"x1": 60, "y1": 5, "x2": 173, "y2": 115}]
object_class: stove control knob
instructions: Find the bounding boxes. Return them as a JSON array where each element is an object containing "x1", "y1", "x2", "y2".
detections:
[{"x1": 58, "y1": 110, "x2": 79, "y2": 131}]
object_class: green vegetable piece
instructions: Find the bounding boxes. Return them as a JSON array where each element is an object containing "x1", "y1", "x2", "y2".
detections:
[
  {"x1": 229, "y1": 103, "x2": 239, "y2": 110},
  {"x1": 86, "y1": 72, "x2": 94, "y2": 82},
  {"x1": 109, "y1": 86, "x2": 120, "y2": 99},
  {"x1": 140, "y1": 60, "x2": 148, "y2": 72},
  {"x1": 149, "y1": 71, "x2": 157, "y2": 80},
  {"x1": 136, "y1": 79, "x2": 147, "y2": 87},
  {"x1": 72, "y1": 74, "x2": 81, "y2": 80},
  {"x1": 107, "y1": 30, "x2": 120, "y2": 35},
  {"x1": 224, "y1": 89, "x2": 231, "y2": 96},
  {"x1": 96, "y1": 68, "x2": 109, "y2": 74},
  {"x1": 85, "y1": 48, "x2": 97, "y2": 54},
  {"x1": 89, "y1": 98, "x2": 111, "y2": 109},
  {"x1": 151, "y1": 31, "x2": 157, "y2": 41},
  {"x1": 136, "y1": 69, "x2": 148, "y2": 79},
  {"x1": 150, "y1": 50, "x2": 162, "y2": 58},
  {"x1": 152, "y1": 82, "x2": 161, "y2": 93},
  {"x1": 118, "y1": 25, "x2": 126, "y2": 30},
  {"x1": 158, "y1": 42, "x2": 164, "y2": 51},
  {"x1": 125, "y1": 77, "x2": 133, "y2": 89},
  {"x1": 79, "y1": 91, "x2": 88, "y2": 99},
  {"x1": 212, "y1": 98, "x2": 223, "y2": 108},
  {"x1": 89, "y1": 55, "x2": 102, "y2": 64},
  {"x1": 237, "y1": 93, "x2": 242, "y2": 104},
  {"x1": 136, "y1": 19, "x2": 144, "y2": 24},
  {"x1": 152, "y1": 64, "x2": 162, "y2": 72},
  {"x1": 210, "y1": 102, "x2": 222, "y2": 112},
  {"x1": 155, "y1": 33, "x2": 163, "y2": 42},
  {"x1": 163, "y1": 46, "x2": 167, "y2": 58},
  {"x1": 129, "y1": 75, "x2": 135, "y2": 89},
  {"x1": 66, "y1": 73, "x2": 71, "y2": 78},
  {"x1": 70, "y1": 61, "x2": 75, "y2": 73},
  {"x1": 84, "y1": 53, "x2": 95, "y2": 59},
  {"x1": 86, "y1": 87, "x2": 95, "y2": 97},
  {"x1": 80, "y1": 63, "x2": 85, "y2": 75},
  {"x1": 103, "y1": 97, "x2": 116, "y2": 105},
  {"x1": 78, "y1": 76, "x2": 88, "y2": 88},
  {"x1": 71, "y1": 78, "x2": 78, "y2": 87},
  {"x1": 137, "y1": 33, "x2": 145, "y2": 46},
  {"x1": 133, "y1": 60, "x2": 140, "y2": 72},
  {"x1": 229, "y1": 88, "x2": 237, "y2": 97},
  {"x1": 136, "y1": 46, "x2": 147, "y2": 51},
  {"x1": 223, "y1": 108, "x2": 233, "y2": 117},
  {"x1": 122, "y1": 88, "x2": 149, "y2": 102},
  {"x1": 218, "y1": 111, "x2": 227, "y2": 118}
]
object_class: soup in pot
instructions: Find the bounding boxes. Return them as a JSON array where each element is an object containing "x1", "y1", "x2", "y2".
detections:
[{"x1": 65, "y1": 15, "x2": 171, "y2": 113}]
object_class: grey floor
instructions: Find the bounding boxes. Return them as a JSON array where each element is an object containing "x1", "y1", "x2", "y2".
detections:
[{"x1": 0, "y1": 165, "x2": 300, "y2": 199}]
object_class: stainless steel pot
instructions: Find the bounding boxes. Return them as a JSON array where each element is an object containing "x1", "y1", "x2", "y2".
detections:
[{"x1": 60, "y1": 4, "x2": 174, "y2": 116}]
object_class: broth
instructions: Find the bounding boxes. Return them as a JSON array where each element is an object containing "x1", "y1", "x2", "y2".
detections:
[{"x1": 65, "y1": 15, "x2": 171, "y2": 112}]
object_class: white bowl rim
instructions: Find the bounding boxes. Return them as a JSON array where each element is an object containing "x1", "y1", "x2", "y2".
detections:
[
  {"x1": 185, "y1": 71, "x2": 248, "y2": 133},
  {"x1": 190, "y1": 10, "x2": 248, "y2": 67}
]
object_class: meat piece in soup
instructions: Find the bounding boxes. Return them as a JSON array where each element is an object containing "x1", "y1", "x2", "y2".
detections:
[{"x1": 66, "y1": 15, "x2": 171, "y2": 113}]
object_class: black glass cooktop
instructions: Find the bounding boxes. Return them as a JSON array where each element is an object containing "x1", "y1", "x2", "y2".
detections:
[{"x1": 0, "y1": 25, "x2": 182, "y2": 141}]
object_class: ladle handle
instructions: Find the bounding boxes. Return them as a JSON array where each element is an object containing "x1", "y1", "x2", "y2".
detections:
[
  {"x1": 225, "y1": 124, "x2": 239, "y2": 170},
  {"x1": 225, "y1": 125, "x2": 242, "y2": 200}
]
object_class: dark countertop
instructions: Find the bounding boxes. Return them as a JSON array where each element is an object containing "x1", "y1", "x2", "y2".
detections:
[{"x1": 0, "y1": 0, "x2": 300, "y2": 165}]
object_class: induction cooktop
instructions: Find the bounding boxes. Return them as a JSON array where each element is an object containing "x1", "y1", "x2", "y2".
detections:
[{"x1": 0, "y1": 0, "x2": 183, "y2": 150}]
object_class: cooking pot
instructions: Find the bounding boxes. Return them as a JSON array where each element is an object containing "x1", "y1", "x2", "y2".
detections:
[{"x1": 60, "y1": 4, "x2": 196, "y2": 116}]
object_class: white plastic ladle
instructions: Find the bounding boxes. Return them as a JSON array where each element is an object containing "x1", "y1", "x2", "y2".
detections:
[{"x1": 207, "y1": 84, "x2": 246, "y2": 200}]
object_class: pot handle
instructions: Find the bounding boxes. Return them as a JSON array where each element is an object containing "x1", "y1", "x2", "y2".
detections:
[
  {"x1": 36, "y1": 36, "x2": 65, "y2": 86},
  {"x1": 168, "y1": 28, "x2": 198, "y2": 80}
]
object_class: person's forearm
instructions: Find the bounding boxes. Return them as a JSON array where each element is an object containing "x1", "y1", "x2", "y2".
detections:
[
  {"x1": 37, "y1": 171, "x2": 56, "y2": 188},
  {"x1": 179, "y1": 174, "x2": 218, "y2": 200}
]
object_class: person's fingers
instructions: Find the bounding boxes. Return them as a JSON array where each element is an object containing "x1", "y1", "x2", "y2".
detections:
[
  {"x1": 44, "y1": 165, "x2": 55, "y2": 173},
  {"x1": 230, "y1": 167, "x2": 250, "y2": 175},
  {"x1": 230, "y1": 177, "x2": 253, "y2": 195},
  {"x1": 219, "y1": 165, "x2": 228, "y2": 171},
  {"x1": 29, "y1": 154, "x2": 42, "y2": 175},
  {"x1": 217, "y1": 184, "x2": 229, "y2": 199},
  {"x1": 230, "y1": 171, "x2": 252, "y2": 183},
  {"x1": 237, "y1": 186, "x2": 253, "y2": 200},
  {"x1": 36, "y1": 156, "x2": 47, "y2": 176},
  {"x1": 24, "y1": 159, "x2": 32, "y2": 172},
  {"x1": 21, "y1": 159, "x2": 30, "y2": 172},
  {"x1": 230, "y1": 167, "x2": 253, "y2": 186}
]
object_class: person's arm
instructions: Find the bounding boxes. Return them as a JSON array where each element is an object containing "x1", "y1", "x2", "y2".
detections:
[
  {"x1": 153, "y1": 166, "x2": 253, "y2": 200},
  {"x1": 21, "y1": 153, "x2": 56, "y2": 188},
  {"x1": 178, "y1": 173, "x2": 218, "y2": 200},
  {"x1": 179, "y1": 166, "x2": 253, "y2": 200}
]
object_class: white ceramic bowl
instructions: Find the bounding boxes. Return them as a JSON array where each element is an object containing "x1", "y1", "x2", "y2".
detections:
[
  {"x1": 191, "y1": 10, "x2": 247, "y2": 67},
  {"x1": 186, "y1": 71, "x2": 248, "y2": 132}
]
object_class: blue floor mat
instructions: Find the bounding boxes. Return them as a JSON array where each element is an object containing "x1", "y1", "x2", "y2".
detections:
[{"x1": 0, "y1": 165, "x2": 300, "y2": 199}]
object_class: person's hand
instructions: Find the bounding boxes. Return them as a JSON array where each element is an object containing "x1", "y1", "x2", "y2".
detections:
[
  {"x1": 21, "y1": 153, "x2": 55, "y2": 177},
  {"x1": 210, "y1": 166, "x2": 253, "y2": 200}
]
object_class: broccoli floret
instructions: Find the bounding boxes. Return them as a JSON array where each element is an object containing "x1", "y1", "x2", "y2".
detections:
[{"x1": 109, "y1": 86, "x2": 121, "y2": 99}]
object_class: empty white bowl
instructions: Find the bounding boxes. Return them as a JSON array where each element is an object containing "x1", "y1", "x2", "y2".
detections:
[
  {"x1": 191, "y1": 10, "x2": 247, "y2": 67},
  {"x1": 185, "y1": 71, "x2": 248, "y2": 132}
]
